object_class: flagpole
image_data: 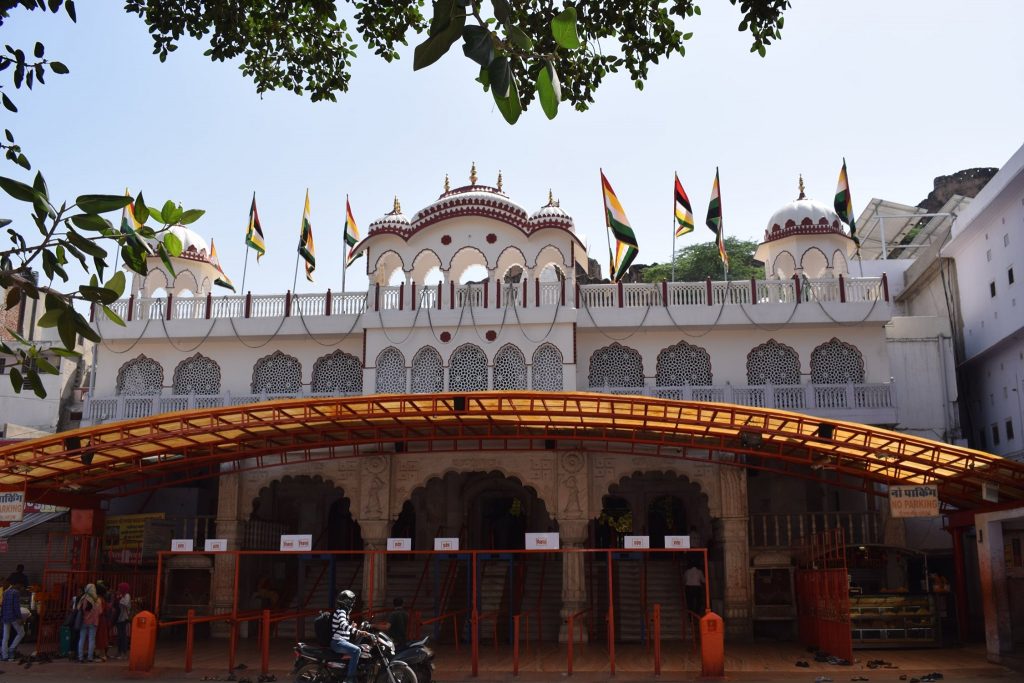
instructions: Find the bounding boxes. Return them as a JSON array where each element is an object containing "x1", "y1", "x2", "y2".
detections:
[
  {"x1": 292, "y1": 249, "x2": 301, "y2": 293},
  {"x1": 342, "y1": 194, "x2": 348, "y2": 295},
  {"x1": 601, "y1": 169, "x2": 615, "y2": 282},
  {"x1": 240, "y1": 247, "x2": 250, "y2": 296},
  {"x1": 671, "y1": 176, "x2": 677, "y2": 282}
]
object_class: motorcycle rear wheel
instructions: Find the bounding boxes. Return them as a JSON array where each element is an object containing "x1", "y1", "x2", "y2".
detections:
[
  {"x1": 293, "y1": 662, "x2": 330, "y2": 683},
  {"x1": 376, "y1": 660, "x2": 417, "y2": 683}
]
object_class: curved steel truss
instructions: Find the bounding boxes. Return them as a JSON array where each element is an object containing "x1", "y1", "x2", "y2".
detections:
[{"x1": 1, "y1": 392, "x2": 1021, "y2": 509}]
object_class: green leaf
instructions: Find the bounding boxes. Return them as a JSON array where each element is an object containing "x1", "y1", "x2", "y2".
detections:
[
  {"x1": 0, "y1": 176, "x2": 36, "y2": 202},
  {"x1": 1, "y1": 93, "x2": 16, "y2": 113},
  {"x1": 70, "y1": 213, "x2": 113, "y2": 232},
  {"x1": 48, "y1": 61, "x2": 69, "y2": 75},
  {"x1": 551, "y1": 7, "x2": 582, "y2": 50},
  {"x1": 36, "y1": 308, "x2": 62, "y2": 328},
  {"x1": 134, "y1": 192, "x2": 149, "y2": 224},
  {"x1": 536, "y1": 60, "x2": 561, "y2": 120},
  {"x1": 429, "y1": 0, "x2": 456, "y2": 37},
  {"x1": 461, "y1": 25, "x2": 494, "y2": 67},
  {"x1": 9, "y1": 367, "x2": 22, "y2": 393},
  {"x1": 178, "y1": 208, "x2": 204, "y2": 225},
  {"x1": 121, "y1": 243, "x2": 148, "y2": 275},
  {"x1": 72, "y1": 309, "x2": 100, "y2": 343},
  {"x1": 492, "y1": 0, "x2": 512, "y2": 24},
  {"x1": 683, "y1": 32, "x2": 693, "y2": 40},
  {"x1": 76, "y1": 194, "x2": 131, "y2": 213},
  {"x1": 66, "y1": 229, "x2": 107, "y2": 258},
  {"x1": 105, "y1": 270, "x2": 126, "y2": 298},
  {"x1": 493, "y1": 72, "x2": 522, "y2": 124},
  {"x1": 101, "y1": 305, "x2": 126, "y2": 326},
  {"x1": 508, "y1": 25, "x2": 534, "y2": 51},
  {"x1": 488, "y1": 56, "x2": 511, "y2": 98},
  {"x1": 156, "y1": 243, "x2": 177, "y2": 278},
  {"x1": 476, "y1": 65, "x2": 491, "y2": 91},
  {"x1": 32, "y1": 170, "x2": 48, "y2": 199},
  {"x1": 35, "y1": 357, "x2": 58, "y2": 375},
  {"x1": 51, "y1": 347, "x2": 82, "y2": 359},
  {"x1": 27, "y1": 369, "x2": 47, "y2": 399},
  {"x1": 33, "y1": 42, "x2": 44, "y2": 59},
  {"x1": 414, "y1": 7, "x2": 466, "y2": 70},
  {"x1": 160, "y1": 200, "x2": 184, "y2": 225},
  {"x1": 56, "y1": 311, "x2": 76, "y2": 351},
  {"x1": 164, "y1": 231, "x2": 183, "y2": 257},
  {"x1": 78, "y1": 285, "x2": 119, "y2": 305},
  {"x1": 146, "y1": 202, "x2": 164, "y2": 224}
]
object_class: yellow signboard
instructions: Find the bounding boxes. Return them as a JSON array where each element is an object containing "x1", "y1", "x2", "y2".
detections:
[{"x1": 104, "y1": 512, "x2": 166, "y2": 551}]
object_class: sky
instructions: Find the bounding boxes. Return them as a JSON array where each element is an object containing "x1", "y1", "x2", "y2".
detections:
[{"x1": 1, "y1": 1, "x2": 1022, "y2": 294}]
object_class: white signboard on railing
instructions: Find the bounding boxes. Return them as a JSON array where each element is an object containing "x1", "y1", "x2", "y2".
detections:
[
  {"x1": 204, "y1": 539, "x2": 228, "y2": 552},
  {"x1": 280, "y1": 534, "x2": 313, "y2": 551},
  {"x1": 387, "y1": 538, "x2": 412, "y2": 551},
  {"x1": 624, "y1": 535, "x2": 650, "y2": 549},
  {"x1": 434, "y1": 537, "x2": 459, "y2": 551},
  {"x1": 665, "y1": 535, "x2": 691, "y2": 549},
  {"x1": 0, "y1": 491, "x2": 25, "y2": 522},
  {"x1": 525, "y1": 532, "x2": 560, "y2": 550},
  {"x1": 171, "y1": 539, "x2": 194, "y2": 552},
  {"x1": 889, "y1": 485, "x2": 939, "y2": 517}
]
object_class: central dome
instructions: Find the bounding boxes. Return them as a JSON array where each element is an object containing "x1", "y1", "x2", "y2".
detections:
[
  {"x1": 148, "y1": 224, "x2": 211, "y2": 263},
  {"x1": 764, "y1": 196, "x2": 845, "y2": 242}
]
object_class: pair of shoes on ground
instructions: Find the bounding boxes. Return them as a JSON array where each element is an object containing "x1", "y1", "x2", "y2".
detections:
[
  {"x1": 851, "y1": 676, "x2": 869, "y2": 681},
  {"x1": 920, "y1": 673, "x2": 944, "y2": 682},
  {"x1": 815, "y1": 676, "x2": 833, "y2": 683},
  {"x1": 796, "y1": 660, "x2": 810, "y2": 667}
]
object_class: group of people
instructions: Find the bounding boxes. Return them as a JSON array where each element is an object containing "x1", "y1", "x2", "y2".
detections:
[
  {"x1": 67, "y1": 580, "x2": 133, "y2": 663},
  {"x1": 1, "y1": 565, "x2": 29, "y2": 661},
  {"x1": 330, "y1": 590, "x2": 408, "y2": 683}
]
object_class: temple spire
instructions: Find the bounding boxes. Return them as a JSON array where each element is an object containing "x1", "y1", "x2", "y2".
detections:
[
  {"x1": 389, "y1": 196, "x2": 402, "y2": 215},
  {"x1": 470, "y1": 162, "x2": 478, "y2": 185},
  {"x1": 444, "y1": 174, "x2": 450, "y2": 193},
  {"x1": 797, "y1": 174, "x2": 806, "y2": 200},
  {"x1": 497, "y1": 170, "x2": 503, "y2": 192}
]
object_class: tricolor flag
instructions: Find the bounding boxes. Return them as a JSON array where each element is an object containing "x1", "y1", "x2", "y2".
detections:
[
  {"x1": 298, "y1": 190, "x2": 316, "y2": 282},
  {"x1": 705, "y1": 167, "x2": 728, "y2": 268},
  {"x1": 600, "y1": 170, "x2": 639, "y2": 282},
  {"x1": 120, "y1": 188, "x2": 153, "y2": 255},
  {"x1": 834, "y1": 158, "x2": 859, "y2": 246},
  {"x1": 674, "y1": 174, "x2": 694, "y2": 238},
  {"x1": 245, "y1": 192, "x2": 266, "y2": 261},
  {"x1": 344, "y1": 196, "x2": 361, "y2": 268},
  {"x1": 209, "y1": 239, "x2": 236, "y2": 292}
]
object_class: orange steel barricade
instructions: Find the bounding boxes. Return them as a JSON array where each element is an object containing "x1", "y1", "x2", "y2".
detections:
[{"x1": 153, "y1": 546, "x2": 711, "y2": 676}]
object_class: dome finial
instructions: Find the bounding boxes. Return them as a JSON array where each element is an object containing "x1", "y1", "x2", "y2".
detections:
[
  {"x1": 797, "y1": 174, "x2": 806, "y2": 200},
  {"x1": 444, "y1": 173, "x2": 450, "y2": 193},
  {"x1": 545, "y1": 189, "x2": 559, "y2": 208},
  {"x1": 470, "y1": 161, "x2": 478, "y2": 185},
  {"x1": 389, "y1": 196, "x2": 402, "y2": 215},
  {"x1": 497, "y1": 170, "x2": 503, "y2": 192}
]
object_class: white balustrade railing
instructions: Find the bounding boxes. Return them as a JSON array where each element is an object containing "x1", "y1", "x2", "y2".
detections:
[
  {"x1": 99, "y1": 276, "x2": 886, "y2": 322},
  {"x1": 749, "y1": 511, "x2": 881, "y2": 548},
  {"x1": 83, "y1": 382, "x2": 892, "y2": 424}
]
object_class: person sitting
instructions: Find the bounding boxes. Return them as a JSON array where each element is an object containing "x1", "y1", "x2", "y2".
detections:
[
  {"x1": 386, "y1": 598, "x2": 408, "y2": 651},
  {"x1": 331, "y1": 590, "x2": 370, "y2": 683}
]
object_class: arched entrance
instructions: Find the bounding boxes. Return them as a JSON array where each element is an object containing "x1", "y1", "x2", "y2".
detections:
[{"x1": 407, "y1": 471, "x2": 556, "y2": 550}]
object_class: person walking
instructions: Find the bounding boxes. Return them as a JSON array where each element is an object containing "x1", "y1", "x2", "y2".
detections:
[
  {"x1": 684, "y1": 562, "x2": 706, "y2": 614},
  {"x1": 94, "y1": 580, "x2": 111, "y2": 661},
  {"x1": 114, "y1": 582, "x2": 132, "y2": 659},
  {"x1": 76, "y1": 583, "x2": 102, "y2": 663},
  {"x1": 1, "y1": 580, "x2": 25, "y2": 661}
]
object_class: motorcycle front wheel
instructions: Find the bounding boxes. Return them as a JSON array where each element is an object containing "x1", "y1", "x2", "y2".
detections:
[
  {"x1": 293, "y1": 662, "x2": 330, "y2": 683},
  {"x1": 376, "y1": 660, "x2": 417, "y2": 683}
]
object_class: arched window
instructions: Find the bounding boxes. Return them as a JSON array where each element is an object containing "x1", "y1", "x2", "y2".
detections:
[
  {"x1": 311, "y1": 350, "x2": 363, "y2": 394},
  {"x1": 746, "y1": 340, "x2": 800, "y2": 385},
  {"x1": 116, "y1": 355, "x2": 163, "y2": 395},
  {"x1": 656, "y1": 341, "x2": 712, "y2": 386},
  {"x1": 410, "y1": 347, "x2": 444, "y2": 394},
  {"x1": 531, "y1": 344, "x2": 563, "y2": 391},
  {"x1": 251, "y1": 351, "x2": 302, "y2": 394},
  {"x1": 172, "y1": 354, "x2": 221, "y2": 395},
  {"x1": 448, "y1": 344, "x2": 488, "y2": 392},
  {"x1": 493, "y1": 344, "x2": 527, "y2": 391},
  {"x1": 810, "y1": 338, "x2": 865, "y2": 384},
  {"x1": 375, "y1": 347, "x2": 407, "y2": 394},
  {"x1": 588, "y1": 343, "x2": 644, "y2": 389}
]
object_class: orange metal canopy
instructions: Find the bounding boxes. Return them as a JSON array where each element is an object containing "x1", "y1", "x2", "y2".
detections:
[{"x1": 1, "y1": 391, "x2": 1021, "y2": 509}]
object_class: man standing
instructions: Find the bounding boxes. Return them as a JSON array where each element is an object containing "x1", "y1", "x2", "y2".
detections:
[
  {"x1": 1, "y1": 580, "x2": 25, "y2": 661},
  {"x1": 386, "y1": 598, "x2": 409, "y2": 651},
  {"x1": 5, "y1": 566, "x2": 27, "y2": 590},
  {"x1": 684, "y1": 563, "x2": 706, "y2": 614}
]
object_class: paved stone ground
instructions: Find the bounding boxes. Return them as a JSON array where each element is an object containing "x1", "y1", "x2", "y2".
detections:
[{"x1": 0, "y1": 639, "x2": 1018, "y2": 682}]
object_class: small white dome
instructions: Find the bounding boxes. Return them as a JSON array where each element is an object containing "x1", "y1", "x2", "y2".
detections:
[
  {"x1": 148, "y1": 224, "x2": 211, "y2": 262},
  {"x1": 529, "y1": 195, "x2": 574, "y2": 231},
  {"x1": 368, "y1": 197, "x2": 412, "y2": 234},
  {"x1": 764, "y1": 197, "x2": 845, "y2": 243}
]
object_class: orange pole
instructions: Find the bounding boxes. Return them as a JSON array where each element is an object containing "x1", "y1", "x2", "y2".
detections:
[
  {"x1": 368, "y1": 551, "x2": 375, "y2": 614},
  {"x1": 471, "y1": 552, "x2": 479, "y2": 677},
  {"x1": 653, "y1": 603, "x2": 661, "y2": 675},
  {"x1": 607, "y1": 550, "x2": 616, "y2": 675},
  {"x1": 154, "y1": 552, "x2": 163, "y2": 619},
  {"x1": 513, "y1": 614, "x2": 520, "y2": 676},
  {"x1": 185, "y1": 609, "x2": 194, "y2": 672},
  {"x1": 229, "y1": 550, "x2": 240, "y2": 671},
  {"x1": 703, "y1": 549, "x2": 710, "y2": 614},
  {"x1": 453, "y1": 613, "x2": 460, "y2": 653},
  {"x1": 261, "y1": 609, "x2": 271, "y2": 675},
  {"x1": 567, "y1": 613, "x2": 574, "y2": 675}
]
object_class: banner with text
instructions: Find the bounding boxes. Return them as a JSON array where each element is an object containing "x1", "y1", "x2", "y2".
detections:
[{"x1": 0, "y1": 490, "x2": 25, "y2": 522}]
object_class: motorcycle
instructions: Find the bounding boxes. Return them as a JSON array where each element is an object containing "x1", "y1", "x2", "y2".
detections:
[
  {"x1": 391, "y1": 635, "x2": 434, "y2": 683},
  {"x1": 292, "y1": 622, "x2": 417, "y2": 683}
]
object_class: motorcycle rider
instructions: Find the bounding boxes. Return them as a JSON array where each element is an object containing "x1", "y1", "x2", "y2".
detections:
[{"x1": 331, "y1": 590, "x2": 370, "y2": 683}]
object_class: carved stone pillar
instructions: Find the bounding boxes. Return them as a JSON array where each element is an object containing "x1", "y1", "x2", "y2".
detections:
[
  {"x1": 211, "y1": 471, "x2": 243, "y2": 637},
  {"x1": 557, "y1": 451, "x2": 589, "y2": 642},
  {"x1": 359, "y1": 455, "x2": 391, "y2": 610},
  {"x1": 719, "y1": 464, "x2": 751, "y2": 638}
]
